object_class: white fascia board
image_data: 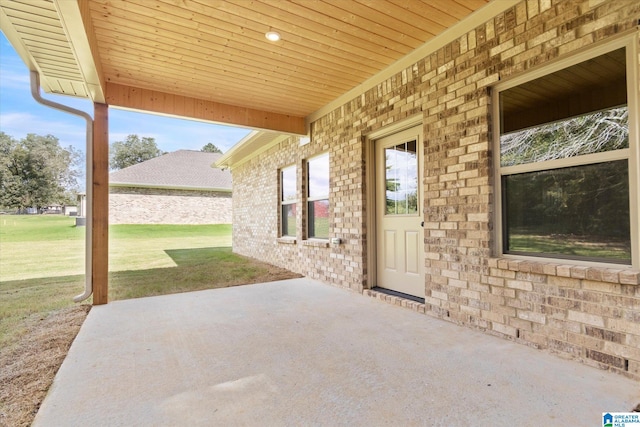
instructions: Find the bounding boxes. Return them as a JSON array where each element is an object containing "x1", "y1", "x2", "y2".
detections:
[
  {"x1": 55, "y1": 0, "x2": 105, "y2": 103},
  {"x1": 215, "y1": 130, "x2": 262, "y2": 169},
  {"x1": 216, "y1": 130, "x2": 291, "y2": 170}
]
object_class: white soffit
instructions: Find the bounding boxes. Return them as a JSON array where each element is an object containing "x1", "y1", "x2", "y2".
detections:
[{"x1": 0, "y1": 0, "x2": 104, "y2": 102}]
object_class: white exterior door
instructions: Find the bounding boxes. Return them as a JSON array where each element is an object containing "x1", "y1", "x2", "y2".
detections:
[{"x1": 375, "y1": 126, "x2": 424, "y2": 298}]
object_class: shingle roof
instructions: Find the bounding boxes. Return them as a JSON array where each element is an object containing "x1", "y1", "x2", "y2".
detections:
[{"x1": 109, "y1": 150, "x2": 231, "y2": 191}]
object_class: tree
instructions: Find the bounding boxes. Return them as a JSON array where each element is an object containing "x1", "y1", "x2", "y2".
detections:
[
  {"x1": 0, "y1": 132, "x2": 82, "y2": 210},
  {"x1": 110, "y1": 134, "x2": 163, "y2": 170},
  {"x1": 201, "y1": 143, "x2": 222, "y2": 153},
  {"x1": 500, "y1": 107, "x2": 628, "y2": 166},
  {"x1": 0, "y1": 133, "x2": 18, "y2": 207}
]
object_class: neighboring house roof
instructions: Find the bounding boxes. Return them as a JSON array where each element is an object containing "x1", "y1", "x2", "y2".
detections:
[{"x1": 109, "y1": 150, "x2": 231, "y2": 192}]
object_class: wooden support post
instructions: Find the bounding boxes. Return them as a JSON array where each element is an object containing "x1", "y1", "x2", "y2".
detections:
[{"x1": 92, "y1": 103, "x2": 109, "y2": 305}]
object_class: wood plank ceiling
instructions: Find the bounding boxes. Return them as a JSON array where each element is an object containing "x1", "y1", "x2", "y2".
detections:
[
  {"x1": 500, "y1": 48, "x2": 628, "y2": 133},
  {"x1": 501, "y1": 48, "x2": 627, "y2": 115},
  {"x1": 87, "y1": 0, "x2": 489, "y2": 120}
]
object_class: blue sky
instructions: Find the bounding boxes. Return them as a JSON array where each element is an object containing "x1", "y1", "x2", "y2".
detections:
[{"x1": 0, "y1": 33, "x2": 251, "y2": 157}]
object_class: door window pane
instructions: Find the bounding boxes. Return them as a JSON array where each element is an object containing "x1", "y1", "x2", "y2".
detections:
[{"x1": 385, "y1": 140, "x2": 418, "y2": 215}]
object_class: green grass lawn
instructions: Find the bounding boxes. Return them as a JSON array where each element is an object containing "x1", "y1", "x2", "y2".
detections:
[
  {"x1": 508, "y1": 233, "x2": 631, "y2": 262},
  {"x1": 0, "y1": 215, "x2": 297, "y2": 351},
  {"x1": 1, "y1": 216, "x2": 86, "y2": 280},
  {"x1": 0, "y1": 216, "x2": 233, "y2": 280}
]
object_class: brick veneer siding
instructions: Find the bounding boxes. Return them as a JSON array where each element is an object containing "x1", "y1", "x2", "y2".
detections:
[
  {"x1": 232, "y1": 0, "x2": 640, "y2": 379},
  {"x1": 110, "y1": 187, "x2": 231, "y2": 225}
]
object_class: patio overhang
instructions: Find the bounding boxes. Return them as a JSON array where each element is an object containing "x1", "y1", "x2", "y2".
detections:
[
  {"x1": 0, "y1": 0, "x2": 520, "y2": 134},
  {"x1": 0, "y1": 0, "x2": 520, "y2": 304}
]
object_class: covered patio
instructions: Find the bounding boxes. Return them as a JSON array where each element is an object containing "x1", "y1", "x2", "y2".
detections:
[
  {"x1": 0, "y1": 0, "x2": 520, "y2": 304},
  {"x1": 2, "y1": 2, "x2": 639, "y2": 421},
  {"x1": 34, "y1": 278, "x2": 638, "y2": 426}
]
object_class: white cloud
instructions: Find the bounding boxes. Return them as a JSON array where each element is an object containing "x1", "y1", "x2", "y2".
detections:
[
  {"x1": 0, "y1": 67, "x2": 30, "y2": 91},
  {"x1": 109, "y1": 108, "x2": 251, "y2": 153}
]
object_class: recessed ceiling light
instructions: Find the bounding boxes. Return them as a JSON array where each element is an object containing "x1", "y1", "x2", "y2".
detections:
[{"x1": 265, "y1": 31, "x2": 281, "y2": 42}]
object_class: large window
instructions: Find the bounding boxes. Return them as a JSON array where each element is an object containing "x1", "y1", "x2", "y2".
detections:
[
  {"x1": 281, "y1": 165, "x2": 296, "y2": 237},
  {"x1": 307, "y1": 153, "x2": 329, "y2": 239},
  {"x1": 495, "y1": 44, "x2": 638, "y2": 266}
]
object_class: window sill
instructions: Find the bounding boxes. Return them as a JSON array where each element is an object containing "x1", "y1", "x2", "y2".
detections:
[
  {"x1": 488, "y1": 257, "x2": 639, "y2": 285},
  {"x1": 277, "y1": 237, "x2": 296, "y2": 244},
  {"x1": 303, "y1": 239, "x2": 329, "y2": 248}
]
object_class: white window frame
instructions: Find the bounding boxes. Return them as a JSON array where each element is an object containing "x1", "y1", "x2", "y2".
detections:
[
  {"x1": 280, "y1": 165, "x2": 297, "y2": 238},
  {"x1": 492, "y1": 35, "x2": 639, "y2": 269},
  {"x1": 306, "y1": 152, "x2": 330, "y2": 239}
]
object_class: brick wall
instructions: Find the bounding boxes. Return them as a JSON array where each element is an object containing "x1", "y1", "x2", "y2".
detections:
[
  {"x1": 232, "y1": 136, "x2": 366, "y2": 289},
  {"x1": 232, "y1": 0, "x2": 640, "y2": 379},
  {"x1": 109, "y1": 186, "x2": 231, "y2": 225}
]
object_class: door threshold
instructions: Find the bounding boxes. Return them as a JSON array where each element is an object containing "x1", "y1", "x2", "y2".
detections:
[{"x1": 371, "y1": 287, "x2": 425, "y2": 304}]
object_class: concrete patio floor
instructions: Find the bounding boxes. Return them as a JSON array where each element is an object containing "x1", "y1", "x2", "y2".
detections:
[{"x1": 34, "y1": 278, "x2": 638, "y2": 426}]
